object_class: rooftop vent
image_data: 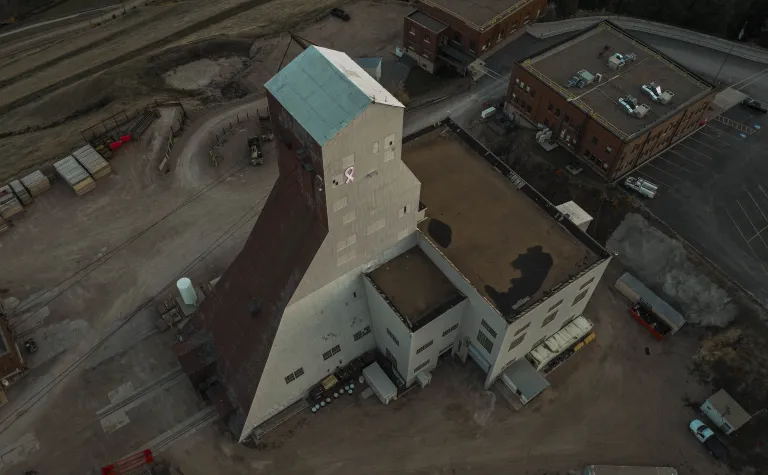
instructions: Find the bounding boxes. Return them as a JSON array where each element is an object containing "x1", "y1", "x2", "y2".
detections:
[
  {"x1": 618, "y1": 95, "x2": 651, "y2": 118},
  {"x1": 607, "y1": 52, "x2": 636, "y2": 71},
  {"x1": 641, "y1": 82, "x2": 675, "y2": 104}
]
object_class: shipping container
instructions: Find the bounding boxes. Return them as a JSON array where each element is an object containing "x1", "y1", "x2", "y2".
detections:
[
  {"x1": 9, "y1": 180, "x2": 32, "y2": 205},
  {"x1": 20, "y1": 170, "x2": 51, "y2": 197},
  {"x1": 54, "y1": 156, "x2": 96, "y2": 196},
  {"x1": 72, "y1": 144, "x2": 111, "y2": 180},
  {"x1": 0, "y1": 185, "x2": 24, "y2": 220}
]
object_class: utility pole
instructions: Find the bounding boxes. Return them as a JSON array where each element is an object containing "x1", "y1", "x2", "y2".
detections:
[{"x1": 715, "y1": 22, "x2": 747, "y2": 84}]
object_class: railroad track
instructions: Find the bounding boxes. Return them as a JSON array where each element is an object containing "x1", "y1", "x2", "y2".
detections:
[{"x1": 97, "y1": 368, "x2": 185, "y2": 419}]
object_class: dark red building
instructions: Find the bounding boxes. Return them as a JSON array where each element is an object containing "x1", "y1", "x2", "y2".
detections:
[{"x1": 403, "y1": 0, "x2": 549, "y2": 72}]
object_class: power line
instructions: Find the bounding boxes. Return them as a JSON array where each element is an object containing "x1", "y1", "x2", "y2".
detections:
[
  {"x1": 0, "y1": 188, "x2": 271, "y2": 435},
  {"x1": 12, "y1": 145, "x2": 274, "y2": 325}
]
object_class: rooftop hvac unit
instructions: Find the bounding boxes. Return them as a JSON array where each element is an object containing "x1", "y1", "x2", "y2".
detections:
[
  {"x1": 642, "y1": 82, "x2": 675, "y2": 104},
  {"x1": 567, "y1": 69, "x2": 595, "y2": 88},
  {"x1": 607, "y1": 52, "x2": 636, "y2": 70},
  {"x1": 618, "y1": 95, "x2": 651, "y2": 118}
]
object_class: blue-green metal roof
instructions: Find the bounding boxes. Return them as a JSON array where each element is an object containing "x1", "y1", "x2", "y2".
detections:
[{"x1": 265, "y1": 46, "x2": 373, "y2": 146}]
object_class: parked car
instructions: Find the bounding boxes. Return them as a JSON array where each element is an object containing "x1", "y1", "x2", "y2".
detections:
[
  {"x1": 742, "y1": 97, "x2": 767, "y2": 114},
  {"x1": 330, "y1": 7, "x2": 350, "y2": 21},
  {"x1": 689, "y1": 419, "x2": 728, "y2": 461}
]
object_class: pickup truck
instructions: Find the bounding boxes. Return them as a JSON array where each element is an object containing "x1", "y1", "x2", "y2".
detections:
[
  {"x1": 624, "y1": 176, "x2": 657, "y2": 198},
  {"x1": 689, "y1": 419, "x2": 728, "y2": 461}
]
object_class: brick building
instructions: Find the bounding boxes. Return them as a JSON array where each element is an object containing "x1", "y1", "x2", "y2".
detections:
[
  {"x1": 403, "y1": 0, "x2": 549, "y2": 72},
  {"x1": 507, "y1": 21, "x2": 718, "y2": 181}
]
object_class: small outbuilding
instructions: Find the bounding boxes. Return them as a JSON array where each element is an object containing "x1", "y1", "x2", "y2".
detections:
[{"x1": 700, "y1": 389, "x2": 751, "y2": 434}]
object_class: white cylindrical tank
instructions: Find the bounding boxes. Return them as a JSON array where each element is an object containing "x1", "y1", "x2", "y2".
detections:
[{"x1": 177, "y1": 277, "x2": 197, "y2": 306}]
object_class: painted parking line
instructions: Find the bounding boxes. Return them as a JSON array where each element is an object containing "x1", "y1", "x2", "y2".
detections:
[
  {"x1": 707, "y1": 121, "x2": 749, "y2": 140},
  {"x1": 725, "y1": 207, "x2": 768, "y2": 277},
  {"x1": 736, "y1": 199, "x2": 768, "y2": 251},
  {"x1": 697, "y1": 130, "x2": 741, "y2": 147},
  {"x1": 746, "y1": 188, "x2": 768, "y2": 243},
  {"x1": 700, "y1": 126, "x2": 741, "y2": 143},
  {"x1": 665, "y1": 149, "x2": 705, "y2": 167},
  {"x1": 687, "y1": 137, "x2": 722, "y2": 153},
  {"x1": 647, "y1": 163, "x2": 684, "y2": 182},
  {"x1": 677, "y1": 142, "x2": 716, "y2": 161},
  {"x1": 658, "y1": 156, "x2": 695, "y2": 174}
]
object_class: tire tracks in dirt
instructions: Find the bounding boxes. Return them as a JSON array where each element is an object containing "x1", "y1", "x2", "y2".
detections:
[{"x1": 0, "y1": 0, "x2": 273, "y2": 116}]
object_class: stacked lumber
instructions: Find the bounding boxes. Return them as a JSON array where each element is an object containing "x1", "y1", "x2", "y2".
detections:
[
  {"x1": 0, "y1": 185, "x2": 24, "y2": 220},
  {"x1": 72, "y1": 144, "x2": 111, "y2": 180},
  {"x1": 53, "y1": 156, "x2": 96, "y2": 196},
  {"x1": 20, "y1": 170, "x2": 51, "y2": 197},
  {"x1": 10, "y1": 180, "x2": 32, "y2": 205}
]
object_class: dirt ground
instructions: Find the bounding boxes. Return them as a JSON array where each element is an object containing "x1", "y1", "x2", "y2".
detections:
[
  {"x1": 0, "y1": 0, "x2": 410, "y2": 181},
  {"x1": 156, "y1": 262, "x2": 729, "y2": 475}
]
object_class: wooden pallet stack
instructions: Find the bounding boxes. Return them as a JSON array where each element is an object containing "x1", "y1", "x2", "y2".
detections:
[
  {"x1": 0, "y1": 185, "x2": 24, "y2": 220},
  {"x1": 20, "y1": 170, "x2": 51, "y2": 197},
  {"x1": 72, "y1": 144, "x2": 111, "y2": 180},
  {"x1": 53, "y1": 156, "x2": 96, "y2": 196},
  {"x1": 9, "y1": 180, "x2": 32, "y2": 205}
]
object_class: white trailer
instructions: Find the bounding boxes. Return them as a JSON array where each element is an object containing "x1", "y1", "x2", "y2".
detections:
[{"x1": 362, "y1": 362, "x2": 397, "y2": 405}]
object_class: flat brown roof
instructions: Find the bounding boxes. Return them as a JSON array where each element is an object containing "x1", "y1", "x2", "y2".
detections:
[
  {"x1": 368, "y1": 246, "x2": 464, "y2": 330},
  {"x1": 408, "y1": 10, "x2": 448, "y2": 33},
  {"x1": 521, "y1": 21, "x2": 713, "y2": 140},
  {"x1": 421, "y1": 0, "x2": 535, "y2": 31},
  {"x1": 403, "y1": 126, "x2": 601, "y2": 320}
]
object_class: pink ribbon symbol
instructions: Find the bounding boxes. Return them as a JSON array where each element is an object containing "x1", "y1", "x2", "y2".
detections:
[{"x1": 344, "y1": 166, "x2": 355, "y2": 184}]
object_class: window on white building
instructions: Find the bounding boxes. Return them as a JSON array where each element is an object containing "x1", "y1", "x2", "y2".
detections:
[
  {"x1": 416, "y1": 340, "x2": 434, "y2": 355},
  {"x1": 573, "y1": 288, "x2": 589, "y2": 306},
  {"x1": 414, "y1": 359, "x2": 431, "y2": 373},
  {"x1": 373, "y1": 141, "x2": 379, "y2": 153},
  {"x1": 387, "y1": 328, "x2": 400, "y2": 346},
  {"x1": 514, "y1": 322, "x2": 530, "y2": 336},
  {"x1": 508, "y1": 334, "x2": 525, "y2": 351},
  {"x1": 333, "y1": 197, "x2": 348, "y2": 211},
  {"x1": 384, "y1": 149, "x2": 395, "y2": 162},
  {"x1": 580, "y1": 276, "x2": 595, "y2": 290},
  {"x1": 342, "y1": 154, "x2": 355, "y2": 169},
  {"x1": 353, "y1": 326, "x2": 372, "y2": 341},
  {"x1": 442, "y1": 323, "x2": 459, "y2": 337},
  {"x1": 477, "y1": 329, "x2": 494, "y2": 353},
  {"x1": 366, "y1": 219, "x2": 385, "y2": 235},
  {"x1": 548, "y1": 299, "x2": 563, "y2": 312},
  {"x1": 322, "y1": 344, "x2": 341, "y2": 361},
  {"x1": 541, "y1": 311, "x2": 557, "y2": 327},
  {"x1": 284, "y1": 367, "x2": 304, "y2": 384},
  {"x1": 385, "y1": 134, "x2": 396, "y2": 150},
  {"x1": 480, "y1": 319, "x2": 497, "y2": 338},
  {"x1": 399, "y1": 205, "x2": 410, "y2": 218},
  {"x1": 343, "y1": 210, "x2": 356, "y2": 224}
]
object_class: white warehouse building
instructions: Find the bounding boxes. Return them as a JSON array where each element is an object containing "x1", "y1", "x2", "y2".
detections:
[{"x1": 176, "y1": 45, "x2": 612, "y2": 443}]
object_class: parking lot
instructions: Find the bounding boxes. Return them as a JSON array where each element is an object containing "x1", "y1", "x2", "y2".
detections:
[{"x1": 635, "y1": 101, "x2": 768, "y2": 305}]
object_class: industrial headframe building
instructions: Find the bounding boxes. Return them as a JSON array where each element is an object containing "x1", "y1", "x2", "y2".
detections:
[
  {"x1": 176, "y1": 45, "x2": 612, "y2": 442},
  {"x1": 508, "y1": 21, "x2": 717, "y2": 181}
]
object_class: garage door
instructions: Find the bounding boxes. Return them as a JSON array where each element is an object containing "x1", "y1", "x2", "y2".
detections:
[{"x1": 468, "y1": 344, "x2": 491, "y2": 373}]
